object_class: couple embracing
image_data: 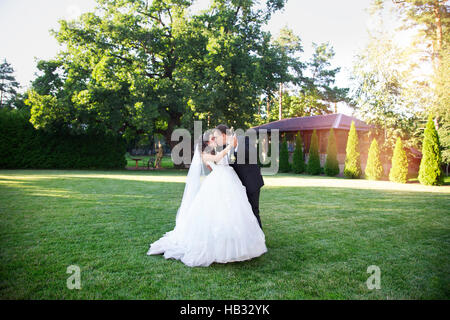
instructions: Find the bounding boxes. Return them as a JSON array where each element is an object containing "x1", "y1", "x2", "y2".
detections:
[{"x1": 147, "y1": 124, "x2": 267, "y2": 267}]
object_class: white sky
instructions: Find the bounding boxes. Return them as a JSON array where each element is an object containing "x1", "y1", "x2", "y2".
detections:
[{"x1": 0, "y1": 0, "x2": 399, "y2": 115}]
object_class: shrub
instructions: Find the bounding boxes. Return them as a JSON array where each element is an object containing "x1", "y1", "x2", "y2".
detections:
[
  {"x1": 292, "y1": 132, "x2": 305, "y2": 173},
  {"x1": 365, "y1": 138, "x2": 384, "y2": 180},
  {"x1": 418, "y1": 114, "x2": 444, "y2": 185},
  {"x1": 279, "y1": 137, "x2": 290, "y2": 173},
  {"x1": 307, "y1": 129, "x2": 321, "y2": 175},
  {"x1": 389, "y1": 137, "x2": 408, "y2": 183},
  {"x1": 324, "y1": 128, "x2": 339, "y2": 176},
  {"x1": 0, "y1": 108, "x2": 126, "y2": 169},
  {"x1": 343, "y1": 121, "x2": 361, "y2": 178}
]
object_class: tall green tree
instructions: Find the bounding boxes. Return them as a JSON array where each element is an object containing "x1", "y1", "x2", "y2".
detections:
[
  {"x1": 26, "y1": 0, "x2": 290, "y2": 146},
  {"x1": 365, "y1": 138, "x2": 384, "y2": 180},
  {"x1": 261, "y1": 26, "x2": 305, "y2": 122},
  {"x1": 389, "y1": 137, "x2": 409, "y2": 183},
  {"x1": 0, "y1": 59, "x2": 20, "y2": 108},
  {"x1": 292, "y1": 132, "x2": 305, "y2": 173},
  {"x1": 365, "y1": 1, "x2": 449, "y2": 171},
  {"x1": 271, "y1": 26, "x2": 305, "y2": 87},
  {"x1": 418, "y1": 114, "x2": 444, "y2": 185},
  {"x1": 350, "y1": 29, "x2": 420, "y2": 156},
  {"x1": 304, "y1": 42, "x2": 349, "y2": 112},
  {"x1": 344, "y1": 121, "x2": 362, "y2": 178},
  {"x1": 263, "y1": 39, "x2": 347, "y2": 122},
  {"x1": 324, "y1": 128, "x2": 339, "y2": 176},
  {"x1": 279, "y1": 137, "x2": 290, "y2": 173},
  {"x1": 390, "y1": 0, "x2": 449, "y2": 70},
  {"x1": 307, "y1": 129, "x2": 321, "y2": 175},
  {"x1": 31, "y1": 60, "x2": 65, "y2": 96},
  {"x1": 431, "y1": 46, "x2": 450, "y2": 175}
]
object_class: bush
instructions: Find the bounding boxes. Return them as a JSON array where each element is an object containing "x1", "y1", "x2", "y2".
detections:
[
  {"x1": 292, "y1": 133, "x2": 305, "y2": 174},
  {"x1": 0, "y1": 108, "x2": 126, "y2": 169},
  {"x1": 324, "y1": 128, "x2": 339, "y2": 176},
  {"x1": 389, "y1": 137, "x2": 408, "y2": 183},
  {"x1": 365, "y1": 138, "x2": 384, "y2": 180},
  {"x1": 343, "y1": 121, "x2": 361, "y2": 178},
  {"x1": 279, "y1": 137, "x2": 290, "y2": 173},
  {"x1": 418, "y1": 114, "x2": 444, "y2": 185},
  {"x1": 307, "y1": 129, "x2": 321, "y2": 175}
]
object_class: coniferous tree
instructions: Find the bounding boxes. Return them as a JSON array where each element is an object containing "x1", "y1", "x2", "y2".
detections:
[
  {"x1": 324, "y1": 128, "x2": 339, "y2": 176},
  {"x1": 307, "y1": 129, "x2": 321, "y2": 175},
  {"x1": 389, "y1": 137, "x2": 409, "y2": 183},
  {"x1": 0, "y1": 59, "x2": 20, "y2": 108},
  {"x1": 279, "y1": 137, "x2": 290, "y2": 173},
  {"x1": 292, "y1": 132, "x2": 305, "y2": 173},
  {"x1": 418, "y1": 114, "x2": 444, "y2": 185},
  {"x1": 365, "y1": 138, "x2": 384, "y2": 180},
  {"x1": 344, "y1": 121, "x2": 362, "y2": 178}
]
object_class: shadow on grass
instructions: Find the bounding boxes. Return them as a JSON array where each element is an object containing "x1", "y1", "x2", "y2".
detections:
[{"x1": 0, "y1": 174, "x2": 449, "y2": 299}]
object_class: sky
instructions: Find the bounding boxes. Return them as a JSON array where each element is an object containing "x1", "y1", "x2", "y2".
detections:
[{"x1": 0, "y1": 0, "x2": 394, "y2": 115}]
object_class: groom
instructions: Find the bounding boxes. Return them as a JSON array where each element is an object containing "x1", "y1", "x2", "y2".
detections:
[{"x1": 214, "y1": 124, "x2": 265, "y2": 229}]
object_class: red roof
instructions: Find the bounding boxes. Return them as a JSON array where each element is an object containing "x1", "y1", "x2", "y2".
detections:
[{"x1": 252, "y1": 113, "x2": 372, "y2": 132}]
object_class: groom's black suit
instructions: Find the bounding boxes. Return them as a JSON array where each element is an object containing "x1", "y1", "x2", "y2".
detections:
[{"x1": 224, "y1": 136, "x2": 264, "y2": 229}]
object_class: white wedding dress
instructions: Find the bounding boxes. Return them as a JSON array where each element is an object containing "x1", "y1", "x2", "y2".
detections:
[{"x1": 147, "y1": 144, "x2": 267, "y2": 267}]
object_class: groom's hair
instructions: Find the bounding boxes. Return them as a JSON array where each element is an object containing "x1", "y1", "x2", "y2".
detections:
[{"x1": 216, "y1": 124, "x2": 229, "y2": 135}]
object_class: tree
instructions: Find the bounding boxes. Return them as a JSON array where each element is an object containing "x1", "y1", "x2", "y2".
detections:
[
  {"x1": 344, "y1": 121, "x2": 362, "y2": 178},
  {"x1": 262, "y1": 39, "x2": 348, "y2": 122},
  {"x1": 0, "y1": 59, "x2": 20, "y2": 108},
  {"x1": 304, "y1": 42, "x2": 349, "y2": 112},
  {"x1": 431, "y1": 45, "x2": 450, "y2": 175},
  {"x1": 365, "y1": 138, "x2": 384, "y2": 180},
  {"x1": 391, "y1": 0, "x2": 449, "y2": 70},
  {"x1": 31, "y1": 60, "x2": 65, "y2": 96},
  {"x1": 418, "y1": 114, "x2": 444, "y2": 185},
  {"x1": 307, "y1": 129, "x2": 321, "y2": 175},
  {"x1": 350, "y1": 28, "x2": 421, "y2": 156},
  {"x1": 389, "y1": 0, "x2": 449, "y2": 173},
  {"x1": 389, "y1": 137, "x2": 409, "y2": 183},
  {"x1": 292, "y1": 132, "x2": 305, "y2": 173},
  {"x1": 264, "y1": 88, "x2": 328, "y2": 123},
  {"x1": 260, "y1": 26, "x2": 305, "y2": 122},
  {"x1": 324, "y1": 128, "x2": 339, "y2": 176},
  {"x1": 271, "y1": 26, "x2": 305, "y2": 88},
  {"x1": 365, "y1": 1, "x2": 449, "y2": 170},
  {"x1": 26, "y1": 0, "x2": 290, "y2": 147},
  {"x1": 279, "y1": 136, "x2": 290, "y2": 173}
]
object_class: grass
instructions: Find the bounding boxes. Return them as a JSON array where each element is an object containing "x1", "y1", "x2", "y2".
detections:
[
  {"x1": 409, "y1": 176, "x2": 450, "y2": 185},
  {"x1": 0, "y1": 169, "x2": 449, "y2": 299}
]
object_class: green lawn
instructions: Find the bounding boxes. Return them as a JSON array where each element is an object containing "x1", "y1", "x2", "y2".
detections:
[{"x1": 0, "y1": 169, "x2": 449, "y2": 299}]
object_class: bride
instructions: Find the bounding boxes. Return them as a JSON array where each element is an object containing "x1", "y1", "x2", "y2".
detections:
[{"x1": 147, "y1": 130, "x2": 267, "y2": 267}]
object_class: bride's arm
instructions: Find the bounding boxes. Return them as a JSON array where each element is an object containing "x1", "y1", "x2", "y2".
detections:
[{"x1": 202, "y1": 144, "x2": 233, "y2": 163}]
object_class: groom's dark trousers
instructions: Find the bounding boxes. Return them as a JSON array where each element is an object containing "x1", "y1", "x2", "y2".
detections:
[{"x1": 226, "y1": 136, "x2": 264, "y2": 229}]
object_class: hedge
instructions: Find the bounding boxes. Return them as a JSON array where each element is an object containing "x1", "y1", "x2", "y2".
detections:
[{"x1": 0, "y1": 108, "x2": 126, "y2": 169}]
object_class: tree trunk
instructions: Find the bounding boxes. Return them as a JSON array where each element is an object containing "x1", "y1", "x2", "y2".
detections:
[
  {"x1": 279, "y1": 83, "x2": 283, "y2": 120},
  {"x1": 434, "y1": 3, "x2": 443, "y2": 53},
  {"x1": 433, "y1": 2, "x2": 444, "y2": 71}
]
